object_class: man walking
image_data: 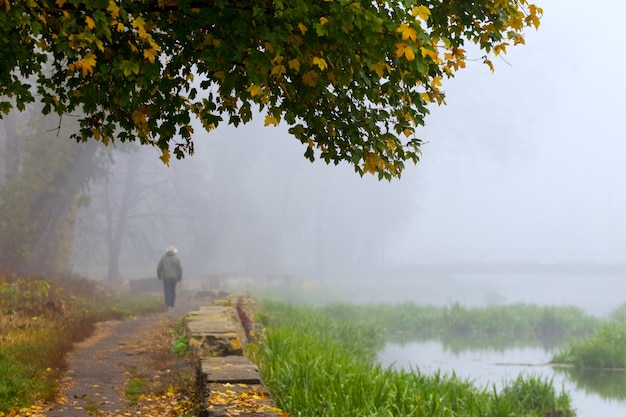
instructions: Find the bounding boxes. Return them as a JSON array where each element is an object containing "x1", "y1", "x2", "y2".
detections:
[{"x1": 157, "y1": 245, "x2": 183, "y2": 310}]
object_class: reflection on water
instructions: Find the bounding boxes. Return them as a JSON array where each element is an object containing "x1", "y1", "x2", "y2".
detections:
[
  {"x1": 378, "y1": 341, "x2": 626, "y2": 417},
  {"x1": 555, "y1": 367, "x2": 626, "y2": 402}
]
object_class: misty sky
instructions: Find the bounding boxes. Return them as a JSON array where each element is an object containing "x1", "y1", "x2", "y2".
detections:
[
  {"x1": 391, "y1": 0, "x2": 626, "y2": 263},
  {"x1": 160, "y1": 0, "x2": 626, "y2": 269}
]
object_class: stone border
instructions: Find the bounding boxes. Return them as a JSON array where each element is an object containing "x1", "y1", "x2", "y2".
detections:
[{"x1": 187, "y1": 294, "x2": 285, "y2": 417}]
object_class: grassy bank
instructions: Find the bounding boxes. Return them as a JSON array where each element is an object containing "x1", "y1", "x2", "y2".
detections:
[
  {"x1": 253, "y1": 301, "x2": 575, "y2": 417},
  {"x1": 309, "y1": 301, "x2": 600, "y2": 351},
  {"x1": 0, "y1": 275, "x2": 162, "y2": 412},
  {"x1": 553, "y1": 321, "x2": 626, "y2": 369}
]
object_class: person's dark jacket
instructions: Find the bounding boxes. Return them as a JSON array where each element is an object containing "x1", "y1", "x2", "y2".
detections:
[{"x1": 157, "y1": 249, "x2": 183, "y2": 282}]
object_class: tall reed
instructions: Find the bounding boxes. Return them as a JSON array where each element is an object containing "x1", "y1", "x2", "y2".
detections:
[{"x1": 253, "y1": 301, "x2": 575, "y2": 417}]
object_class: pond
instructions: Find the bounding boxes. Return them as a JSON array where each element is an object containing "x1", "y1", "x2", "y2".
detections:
[{"x1": 378, "y1": 341, "x2": 626, "y2": 416}]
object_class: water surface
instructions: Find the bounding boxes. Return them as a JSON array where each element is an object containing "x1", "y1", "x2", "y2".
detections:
[{"x1": 378, "y1": 341, "x2": 626, "y2": 416}]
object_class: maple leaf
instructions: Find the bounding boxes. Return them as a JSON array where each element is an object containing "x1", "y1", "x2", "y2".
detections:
[
  {"x1": 363, "y1": 153, "x2": 383, "y2": 175},
  {"x1": 395, "y1": 43, "x2": 415, "y2": 61},
  {"x1": 264, "y1": 114, "x2": 278, "y2": 126},
  {"x1": 143, "y1": 47, "x2": 159, "y2": 63},
  {"x1": 302, "y1": 70, "x2": 318, "y2": 87},
  {"x1": 312, "y1": 57, "x2": 328, "y2": 71},
  {"x1": 75, "y1": 53, "x2": 97, "y2": 76},
  {"x1": 85, "y1": 16, "x2": 95, "y2": 30},
  {"x1": 494, "y1": 42, "x2": 509, "y2": 55},
  {"x1": 483, "y1": 57, "x2": 495, "y2": 72},
  {"x1": 412, "y1": 5, "x2": 431, "y2": 21},
  {"x1": 247, "y1": 85, "x2": 262, "y2": 97},
  {"x1": 420, "y1": 46, "x2": 439, "y2": 62},
  {"x1": 288, "y1": 58, "x2": 300, "y2": 72},
  {"x1": 107, "y1": 0, "x2": 120, "y2": 19},
  {"x1": 369, "y1": 62, "x2": 389, "y2": 78},
  {"x1": 271, "y1": 64, "x2": 286, "y2": 77},
  {"x1": 396, "y1": 24, "x2": 417, "y2": 41}
]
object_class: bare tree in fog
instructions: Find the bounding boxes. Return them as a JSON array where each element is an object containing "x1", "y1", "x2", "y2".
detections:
[
  {"x1": 0, "y1": 108, "x2": 100, "y2": 275},
  {"x1": 71, "y1": 145, "x2": 211, "y2": 280}
]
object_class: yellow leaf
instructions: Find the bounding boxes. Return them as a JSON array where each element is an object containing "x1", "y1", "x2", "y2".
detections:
[
  {"x1": 483, "y1": 57, "x2": 494, "y2": 72},
  {"x1": 85, "y1": 16, "x2": 95, "y2": 30},
  {"x1": 396, "y1": 24, "x2": 417, "y2": 42},
  {"x1": 430, "y1": 76, "x2": 442, "y2": 87},
  {"x1": 363, "y1": 153, "x2": 382, "y2": 175},
  {"x1": 56, "y1": 0, "x2": 67, "y2": 7},
  {"x1": 107, "y1": 0, "x2": 120, "y2": 19},
  {"x1": 370, "y1": 62, "x2": 384, "y2": 78},
  {"x1": 75, "y1": 53, "x2": 97, "y2": 76},
  {"x1": 264, "y1": 115, "x2": 278, "y2": 126},
  {"x1": 160, "y1": 149, "x2": 170, "y2": 165},
  {"x1": 297, "y1": 23, "x2": 307, "y2": 34},
  {"x1": 319, "y1": 16, "x2": 328, "y2": 25},
  {"x1": 312, "y1": 56, "x2": 328, "y2": 70},
  {"x1": 271, "y1": 64, "x2": 286, "y2": 77},
  {"x1": 494, "y1": 42, "x2": 508, "y2": 55},
  {"x1": 395, "y1": 43, "x2": 415, "y2": 61},
  {"x1": 143, "y1": 47, "x2": 159, "y2": 63},
  {"x1": 288, "y1": 58, "x2": 300, "y2": 72},
  {"x1": 411, "y1": 5, "x2": 431, "y2": 20},
  {"x1": 302, "y1": 70, "x2": 318, "y2": 87},
  {"x1": 132, "y1": 107, "x2": 150, "y2": 132},
  {"x1": 420, "y1": 46, "x2": 439, "y2": 62},
  {"x1": 247, "y1": 85, "x2": 262, "y2": 97}
]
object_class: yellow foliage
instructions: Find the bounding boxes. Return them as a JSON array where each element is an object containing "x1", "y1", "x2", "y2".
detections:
[
  {"x1": 312, "y1": 56, "x2": 328, "y2": 70},
  {"x1": 302, "y1": 70, "x2": 318, "y2": 87},
  {"x1": 370, "y1": 62, "x2": 390, "y2": 78},
  {"x1": 297, "y1": 22, "x2": 307, "y2": 34},
  {"x1": 159, "y1": 149, "x2": 170, "y2": 165},
  {"x1": 85, "y1": 16, "x2": 95, "y2": 30},
  {"x1": 396, "y1": 24, "x2": 417, "y2": 41},
  {"x1": 131, "y1": 107, "x2": 149, "y2": 132},
  {"x1": 412, "y1": 5, "x2": 431, "y2": 21},
  {"x1": 483, "y1": 57, "x2": 495, "y2": 72},
  {"x1": 395, "y1": 43, "x2": 415, "y2": 61},
  {"x1": 271, "y1": 64, "x2": 286, "y2": 77},
  {"x1": 74, "y1": 53, "x2": 97, "y2": 77},
  {"x1": 246, "y1": 85, "x2": 262, "y2": 97},
  {"x1": 107, "y1": 0, "x2": 120, "y2": 19},
  {"x1": 264, "y1": 115, "x2": 279, "y2": 126},
  {"x1": 363, "y1": 153, "x2": 384, "y2": 175},
  {"x1": 143, "y1": 47, "x2": 159, "y2": 63},
  {"x1": 420, "y1": 46, "x2": 439, "y2": 62},
  {"x1": 288, "y1": 58, "x2": 300, "y2": 72},
  {"x1": 493, "y1": 42, "x2": 508, "y2": 55}
]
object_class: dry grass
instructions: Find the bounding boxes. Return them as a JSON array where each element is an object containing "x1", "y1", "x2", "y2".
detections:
[{"x1": 0, "y1": 274, "x2": 162, "y2": 412}]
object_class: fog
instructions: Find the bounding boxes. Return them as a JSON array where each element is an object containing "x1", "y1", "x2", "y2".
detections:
[{"x1": 69, "y1": 0, "x2": 626, "y2": 311}]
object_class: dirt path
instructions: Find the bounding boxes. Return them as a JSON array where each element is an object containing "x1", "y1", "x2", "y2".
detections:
[{"x1": 39, "y1": 293, "x2": 212, "y2": 417}]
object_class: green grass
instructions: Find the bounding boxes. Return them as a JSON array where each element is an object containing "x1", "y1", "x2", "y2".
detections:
[
  {"x1": 125, "y1": 377, "x2": 149, "y2": 405},
  {"x1": 170, "y1": 317, "x2": 191, "y2": 356},
  {"x1": 253, "y1": 301, "x2": 575, "y2": 417},
  {"x1": 553, "y1": 321, "x2": 626, "y2": 369},
  {"x1": 304, "y1": 301, "x2": 601, "y2": 352}
]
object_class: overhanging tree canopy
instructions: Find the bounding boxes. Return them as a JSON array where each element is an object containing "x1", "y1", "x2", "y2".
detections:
[{"x1": 0, "y1": 0, "x2": 541, "y2": 179}]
